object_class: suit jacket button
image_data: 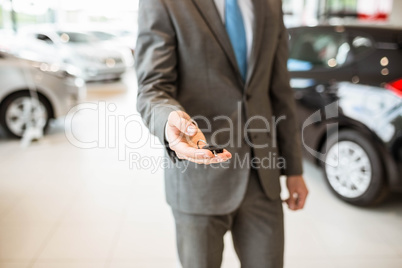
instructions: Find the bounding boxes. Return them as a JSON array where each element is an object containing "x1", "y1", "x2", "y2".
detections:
[{"x1": 245, "y1": 93, "x2": 251, "y2": 100}]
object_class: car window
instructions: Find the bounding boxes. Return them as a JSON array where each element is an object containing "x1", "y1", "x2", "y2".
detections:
[{"x1": 288, "y1": 30, "x2": 351, "y2": 71}]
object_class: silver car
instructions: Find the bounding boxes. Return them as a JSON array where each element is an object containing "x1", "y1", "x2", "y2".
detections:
[
  {"x1": 15, "y1": 27, "x2": 134, "y2": 82},
  {"x1": 0, "y1": 52, "x2": 86, "y2": 138}
]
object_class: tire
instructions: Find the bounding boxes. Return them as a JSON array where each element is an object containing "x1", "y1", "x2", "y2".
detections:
[
  {"x1": 321, "y1": 130, "x2": 388, "y2": 206},
  {"x1": 0, "y1": 91, "x2": 52, "y2": 138}
]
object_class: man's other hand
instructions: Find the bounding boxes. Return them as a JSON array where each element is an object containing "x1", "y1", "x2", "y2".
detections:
[
  {"x1": 285, "y1": 175, "x2": 308, "y2": 211},
  {"x1": 166, "y1": 111, "x2": 232, "y2": 164}
]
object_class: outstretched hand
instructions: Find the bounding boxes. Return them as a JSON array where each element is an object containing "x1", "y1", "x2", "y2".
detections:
[{"x1": 166, "y1": 111, "x2": 232, "y2": 164}]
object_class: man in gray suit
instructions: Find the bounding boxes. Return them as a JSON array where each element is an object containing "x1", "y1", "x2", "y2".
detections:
[{"x1": 135, "y1": 0, "x2": 308, "y2": 267}]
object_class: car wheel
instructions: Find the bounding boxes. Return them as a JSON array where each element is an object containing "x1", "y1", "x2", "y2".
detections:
[
  {"x1": 322, "y1": 130, "x2": 388, "y2": 206},
  {"x1": 0, "y1": 91, "x2": 51, "y2": 138}
]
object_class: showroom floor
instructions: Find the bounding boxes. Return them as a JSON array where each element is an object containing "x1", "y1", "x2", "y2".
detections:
[{"x1": 0, "y1": 70, "x2": 402, "y2": 268}]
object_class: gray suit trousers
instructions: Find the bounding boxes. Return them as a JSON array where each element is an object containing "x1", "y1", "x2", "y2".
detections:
[{"x1": 172, "y1": 169, "x2": 284, "y2": 268}]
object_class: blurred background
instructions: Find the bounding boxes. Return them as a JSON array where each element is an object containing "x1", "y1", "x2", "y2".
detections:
[{"x1": 0, "y1": 0, "x2": 401, "y2": 268}]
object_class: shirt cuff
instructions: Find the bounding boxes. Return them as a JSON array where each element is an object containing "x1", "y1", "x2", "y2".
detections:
[{"x1": 164, "y1": 122, "x2": 169, "y2": 142}]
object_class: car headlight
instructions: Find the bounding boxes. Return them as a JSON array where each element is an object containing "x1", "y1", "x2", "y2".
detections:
[{"x1": 35, "y1": 62, "x2": 82, "y2": 79}]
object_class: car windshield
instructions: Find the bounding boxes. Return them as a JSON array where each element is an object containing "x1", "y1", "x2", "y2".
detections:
[{"x1": 57, "y1": 31, "x2": 98, "y2": 43}]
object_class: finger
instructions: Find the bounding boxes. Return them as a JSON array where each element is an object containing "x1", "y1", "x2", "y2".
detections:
[
  {"x1": 295, "y1": 191, "x2": 308, "y2": 210},
  {"x1": 177, "y1": 150, "x2": 231, "y2": 163},
  {"x1": 168, "y1": 112, "x2": 197, "y2": 136},
  {"x1": 171, "y1": 139, "x2": 213, "y2": 158},
  {"x1": 175, "y1": 147, "x2": 214, "y2": 160},
  {"x1": 204, "y1": 149, "x2": 232, "y2": 163},
  {"x1": 176, "y1": 153, "x2": 208, "y2": 164},
  {"x1": 177, "y1": 150, "x2": 232, "y2": 165},
  {"x1": 176, "y1": 152, "x2": 210, "y2": 164},
  {"x1": 209, "y1": 150, "x2": 232, "y2": 160},
  {"x1": 286, "y1": 192, "x2": 298, "y2": 211},
  {"x1": 220, "y1": 149, "x2": 232, "y2": 159},
  {"x1": 179, "y1": 156, "x2": 219, "y2": 165},
  {"x1": 180, "y1": 155, "x2": 231, "y2": 165},
  {"x1": 170, "y1": 137, "x2": 232, "y2": 162}
]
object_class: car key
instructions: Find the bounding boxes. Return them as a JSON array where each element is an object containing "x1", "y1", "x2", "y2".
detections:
[
  {"x1": 201, "y1": 144, "x2": 224, "y2": 156},
  {"x1": 197, "y1": 140, "x2": 224, "y2": 156}
]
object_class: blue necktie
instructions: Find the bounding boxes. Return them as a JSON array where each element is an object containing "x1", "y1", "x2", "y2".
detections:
[{"x1": 225, "y1": 0, "x2": 247, "y2": 82}]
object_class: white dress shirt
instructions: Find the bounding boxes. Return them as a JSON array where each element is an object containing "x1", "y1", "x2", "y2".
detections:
[{"x1": 214, "y1": 0, "x2": 254, "y2": 62}]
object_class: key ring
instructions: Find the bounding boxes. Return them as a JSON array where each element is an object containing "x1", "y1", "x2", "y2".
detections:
[{"x1": 197, "y1": 139, "x2": 207, "y2": 149}]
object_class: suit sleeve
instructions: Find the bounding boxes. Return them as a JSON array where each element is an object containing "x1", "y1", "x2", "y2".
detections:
[
  {"x1": 269, "y1": 6, "x2": 303, "y2": 176},
  {"x1": 135, "y1": 0, "x2": 184, "y2": 147}
]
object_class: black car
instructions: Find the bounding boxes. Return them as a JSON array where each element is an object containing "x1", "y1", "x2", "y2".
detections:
[{"x1": 288, "y1": 25, "x2": 402, "y2": 206}]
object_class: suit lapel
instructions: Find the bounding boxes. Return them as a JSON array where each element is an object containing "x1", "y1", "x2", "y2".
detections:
[
  {"x1": 192, "y1": 0, "x2": 244, "y2": 85},
  {"x1": 245, "y1": 0, "x2": 266, "y2": 89}
]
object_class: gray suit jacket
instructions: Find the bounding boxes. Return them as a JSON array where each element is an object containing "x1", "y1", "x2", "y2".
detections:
[{"x1": 135, "y1": 0, "x2": 303, "y2": 215}]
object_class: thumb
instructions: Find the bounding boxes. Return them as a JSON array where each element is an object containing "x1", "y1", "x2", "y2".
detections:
[
  {"x1": 286, "y1": 192, "x2": 297, "y2": 210},
  {"x1": 168, "y1": 111, "x2": 197, "y2": 136}
]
